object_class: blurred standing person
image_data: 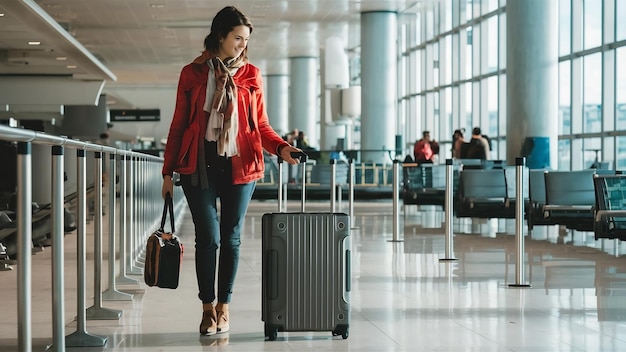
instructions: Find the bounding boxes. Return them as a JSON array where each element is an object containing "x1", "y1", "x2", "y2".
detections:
[
  {"x1": 413, "y1": 131, "x2": 434, "y2": 164},
  {"x1": 463, "y1": 127, "x2": 491, "y2": 160},
  {"x1": 161, "y1": 6, "x2": 301, "y2": 336},
  {"x1": 452, "y1": 129, "x2": 465, "y2": 158}
]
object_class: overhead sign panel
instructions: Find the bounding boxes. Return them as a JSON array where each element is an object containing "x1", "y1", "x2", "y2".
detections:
[{"x1": 110, "y1": 109, "x2": 160, "y2": 122}]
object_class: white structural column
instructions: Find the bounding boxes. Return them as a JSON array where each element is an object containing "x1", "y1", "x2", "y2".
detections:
[
  {"x1": 360, "y1": 11, "x2": 397, "y2": 163},
  {"x1": 289, "y1": 56, "x2": 318, "y2": 147},
  {"x1": 506, "y1": 0, "x2": 558, "y2": 168},
  {"x1": 265, "y1": 73, "x2": 289, "y2": 137}
]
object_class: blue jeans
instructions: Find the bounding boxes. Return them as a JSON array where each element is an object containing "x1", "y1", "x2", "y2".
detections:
[{"x1": 181, "y1": 158, "x2": 256, "y2": 304}]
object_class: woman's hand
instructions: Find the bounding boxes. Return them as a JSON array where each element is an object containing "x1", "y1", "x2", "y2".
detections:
[
  {"x1": 162, "y1": 175, "x2": 174, "y2": 199},
  {"x1": 280, "y1": 145, "x2": 303, "y2": 165}
]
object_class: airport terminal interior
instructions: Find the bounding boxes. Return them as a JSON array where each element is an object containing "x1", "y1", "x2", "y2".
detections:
[{"x1": 1, "y1": 0, "x2": 626, "y2": 351}]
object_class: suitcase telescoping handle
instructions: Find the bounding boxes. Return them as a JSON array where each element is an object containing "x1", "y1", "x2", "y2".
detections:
[{"x1": 277, "y1": 151, "x2": 308, "y2": 212}]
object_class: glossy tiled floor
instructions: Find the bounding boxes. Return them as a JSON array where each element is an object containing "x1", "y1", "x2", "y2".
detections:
[{"x1": 2, "y1": 200, "x2": 626, "y2": 351}]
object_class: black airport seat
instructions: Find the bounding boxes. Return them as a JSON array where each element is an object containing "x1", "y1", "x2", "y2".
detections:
[
  {"x1": 593, "y1": 174, "x2": 626, "y2": 240},
  {"x1": 455, "y1": 169, "x2": 515, "y2": 219},
  {"x1": 402, "y1": 163, "x2": 458, "y2": 207},
  {"x1": 542, "y1": 170, "x2": 596, "y2": 231}
]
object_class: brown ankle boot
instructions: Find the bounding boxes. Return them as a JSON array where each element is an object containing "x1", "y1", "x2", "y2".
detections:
[
  {"x1": 200, "y1": 303, "x2": 217, "y2": 335},
  {"x1": 215, "y1": 302, "x2": 229, "y2": 333}
]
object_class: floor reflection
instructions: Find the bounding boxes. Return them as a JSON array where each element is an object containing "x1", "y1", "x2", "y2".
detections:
[{"x1": 402, "y1": 208, "x2": 626, "y2": 323}]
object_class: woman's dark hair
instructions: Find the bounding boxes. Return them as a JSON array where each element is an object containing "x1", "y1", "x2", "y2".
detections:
[{"x1": 204, "y1": 6, "x2": 253, "y2": 61}]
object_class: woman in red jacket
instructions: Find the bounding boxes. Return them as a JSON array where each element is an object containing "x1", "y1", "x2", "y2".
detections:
[{"x1": 161, "y1": 6, "x2": 300, "y2": 336}]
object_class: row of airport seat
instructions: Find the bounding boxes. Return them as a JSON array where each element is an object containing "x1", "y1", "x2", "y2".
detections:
[
  {"x1": 401, "y1": 160, "x2": 626, "y2": 240},
  {"x1": 0, "y1": 192, "x2": 78, "y2": 266}
]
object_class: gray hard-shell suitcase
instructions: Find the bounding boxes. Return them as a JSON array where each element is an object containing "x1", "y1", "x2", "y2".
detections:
[{"x1": 261, "y1": 152, "x2": 351, "y2": 341}]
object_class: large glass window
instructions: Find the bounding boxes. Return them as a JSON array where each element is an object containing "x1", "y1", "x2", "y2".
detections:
[
  {"x1": 398, "y1": 0, "x2": 625, "y2": 172},
  {"x1": 487, "y1": 76, "x2": 498, "y2": 139},
  {"x1": 617, "y1": 48, "x2": 626, "y2": 130},
  {"x1": 559, "y1": 61, "x2": 571, "y2": 134},
  {"x1": 425, "y1": 8, "x2": 435, "y2": 41},
  {"x1": 443, "y1": 0, "x2": 453, "y2": 32},
  {"x1": 619, "y1": 0, "x2": 626, "y2": 40},
  {"x1": 583, "y1": 53, "x2": 602, "y2": 133},
  {"x1": 443, "y1": 36, "x2": 452, "y2": 85},
  {"x1": 487, "y1": 16, "x2": 498, "y2": 73},
  {"x1": 399, "y1": 0, "x2": 503, "y2": 161},
  {"x1": 444, "y1": 87, "x2": 452, "y2": 136},
  {"x1": 559, "y1": 139, "x2": 571, "y2": 170},
  {"x1": 459, "y1": 0, "x2": 468, "y2": 24},
  {"x1": 481, "y1": 76, "x2": 500, "y2": 159},
  {"x1": 584, "y1": 0, "x2": 602, "y2": 49},
  {"x1": 433, "y1": 42, "x2": 439, "y2": 87},
  {"x1": 414, "y1": 51, "x2": 421, "y2": 92},
  {"x1": 415, "y1": 11, "x2": 422, "y2": 43},
  {"x1": 465, "y1": 27, "x2": 473, "y2": 80},
  {"x1": 559, "y1": 0, "x2": 571, "y2": 56},
  {"x1": 583, "y1": 137, "x2": 602, "y2": 168},
  {"x1": 466, "y1": 0, "x2": 473, "y2": 22},
  {"x1": 461, "y1": 83, "x2": 472, "y2": 131},
  {"x1": 618, "y1": 137, "x2": 626, "y2": 170},
  {"x1": 485, "y1": 0, "x2": 499, "y2": 14}
]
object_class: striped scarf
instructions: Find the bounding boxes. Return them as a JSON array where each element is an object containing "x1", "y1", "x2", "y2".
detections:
[
  {"x1": 194, "y1": 50, "x2": 244, "y2": 157},
  {"x1": 207, "y1": 57, "x2": 239, "y2": 156}
]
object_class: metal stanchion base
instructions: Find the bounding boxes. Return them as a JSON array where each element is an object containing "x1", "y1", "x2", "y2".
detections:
[
  {"x1": 116, "y1": 274, "x2": 140, "y2": 285},
  {"x1": 126, "y1": 265, "x2": 143, "y2": 275},
  {"x1": 86, "y1": 305, "x2": 122, "y2": 320},
  {"x1": 117, "y1": 287, "x2": 146, "y2": 295},
  {"x1": 0, "y1": 263, "x2": 13, "y2": 271},
  {"x1": 508, "y1": 283, "x2": 531, "y2": 288},
  {"x1": 102, "y1": 288, "x2": 134, "y2": 301},
  {"x1": 65, "y1": 330, "x2": 107, "y2": 347},
  {"x1": 439, "y1": 258, "x2": 458, "y2": 261}
]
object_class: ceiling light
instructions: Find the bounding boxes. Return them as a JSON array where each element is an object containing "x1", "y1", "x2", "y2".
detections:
[
  {"x1": 28, "y1": 41, "x2": 41, "y2": 45},
  {"x1": 66, "y1": 65, "x2": 77, "y2": 69},
  {"x1": 0, "y1": 13, "x2": 5, "y2": 17},
  {"x1": 56, "y1": 57, "x2": 68, "y2": 61}
]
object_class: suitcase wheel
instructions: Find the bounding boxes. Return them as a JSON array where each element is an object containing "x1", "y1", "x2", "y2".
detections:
[
  {"x1": 264, "y1": 323, "x2": 278, "y2": 341},
  {"x1": 332, "y1": 324, "x2": 349, "y2": 339}
]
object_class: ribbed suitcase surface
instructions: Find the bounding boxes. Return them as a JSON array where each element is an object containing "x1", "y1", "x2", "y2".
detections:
[{"x1": 262, "y1": 212, "x2": 351, "y2": 340}]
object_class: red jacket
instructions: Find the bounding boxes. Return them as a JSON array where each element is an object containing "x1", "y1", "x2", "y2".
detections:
[
  {"x1": 413, "y1": 139, "x2": 433, "y2": 162},
  {"x1": 162, "y1": 58, "x2": 288, "y2": 185}
]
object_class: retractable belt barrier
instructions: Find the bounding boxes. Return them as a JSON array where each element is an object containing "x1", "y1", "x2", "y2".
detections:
[{"x1": 0, "y1": 125, "x2": 184, "y2": 351}]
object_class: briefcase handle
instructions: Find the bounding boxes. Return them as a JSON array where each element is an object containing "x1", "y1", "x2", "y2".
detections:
[{"x1": 159, "y1": 193, "x2": 175, "y2": 234}]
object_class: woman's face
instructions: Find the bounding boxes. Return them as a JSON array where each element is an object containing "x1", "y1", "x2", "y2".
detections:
[{"x1": 218, "y1": 25, "x2": 250, "y2": 61}]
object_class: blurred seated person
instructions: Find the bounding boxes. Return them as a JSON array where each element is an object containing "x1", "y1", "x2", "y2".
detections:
[
  {"x1": 296, "y1": 130, "x2": 315, "y2": 151},
  {"x1": 413, "y1": 131, "x2": 434, "y2": 164}
]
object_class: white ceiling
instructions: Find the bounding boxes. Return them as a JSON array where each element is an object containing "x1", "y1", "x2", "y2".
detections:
[{"x1": 0, "y1": 0, "x2": 427, "y2": 109}]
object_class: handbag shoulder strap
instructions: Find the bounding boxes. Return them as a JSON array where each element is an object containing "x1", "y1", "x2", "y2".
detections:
[{"x1": 159, "y1": 193, "x2": 175, "y2": 233}]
